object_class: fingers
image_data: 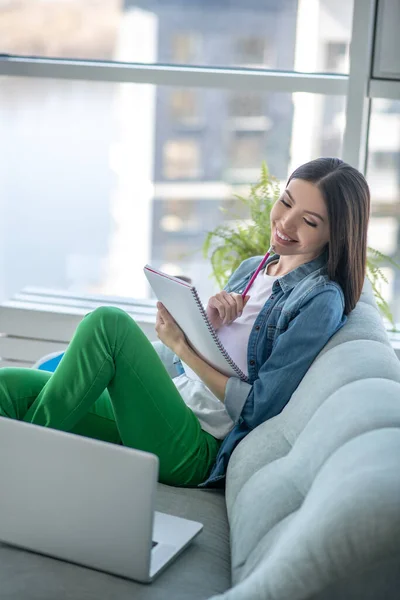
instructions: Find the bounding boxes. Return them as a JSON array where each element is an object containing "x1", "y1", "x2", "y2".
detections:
[
  {"x1": 155, "y1": 308, "x2": 162, "y2": 336},
  {"x1": 155, "y1": 303, "x2": 167, "y2": 331},
  {"x1": 208, "y1": 292, "x2": 250, "y2": 324},
  {"x1": 208, "y1": 292, "x2": 231, "y2": 323},
  {"x1": 157, "y1": 302, "x2": 182, "y2": 330},
  {"x1": 155, "y1": 303, "x2": 179, "y2": 343},
  {"x1": 156, "y1": 302, "x2": 169, "y2": 319},
  {"x1": 229, "y1": 293, "x2": 250, "y2": 320},
  {"x1": 221, "y1": 291, "x2": 240, "y2": 323}
]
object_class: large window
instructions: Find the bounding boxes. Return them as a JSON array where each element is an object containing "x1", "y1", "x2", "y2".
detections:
[
  {"x1": 3, "y1": 0, "x2": 400, "y2": 326},
  {"x1": 0, "y1": 76, "x2": 345, "y2": 303},
  {"x1": 0, "y1": 0, "x2": 353, "y2": 73}
]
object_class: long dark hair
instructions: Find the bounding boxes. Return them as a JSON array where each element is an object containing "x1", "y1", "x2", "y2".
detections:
[{"x1": 287, "y1": 157, "x2": 370, "y2": 315}]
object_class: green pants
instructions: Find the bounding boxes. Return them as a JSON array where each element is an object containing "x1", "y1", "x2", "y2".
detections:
[{"x1": 0, "y1": 307, "x2": 220, "y2": 486}]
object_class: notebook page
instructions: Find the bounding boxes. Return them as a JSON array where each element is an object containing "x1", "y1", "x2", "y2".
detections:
[{"x1": 144, "y1": 266, "x2": 246, "y2": 379}]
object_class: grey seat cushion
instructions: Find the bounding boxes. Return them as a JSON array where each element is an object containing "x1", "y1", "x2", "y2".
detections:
[{"x1": 0, "y1": 485, "x2": 230, "y2": 600}]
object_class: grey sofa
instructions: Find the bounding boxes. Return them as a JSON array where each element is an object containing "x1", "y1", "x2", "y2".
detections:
[{"x1": 2, "y1": 278, "x2": 400, "y2": 599}]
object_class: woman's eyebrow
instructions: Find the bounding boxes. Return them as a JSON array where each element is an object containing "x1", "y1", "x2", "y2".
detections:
[{"x1": 284, "y1": 189, "x2": 325, "y2": 222}]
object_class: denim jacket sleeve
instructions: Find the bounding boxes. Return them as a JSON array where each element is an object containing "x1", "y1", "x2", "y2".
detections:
[{"x1": 223, "y1": 285, "x2": 346, "y2": 429}]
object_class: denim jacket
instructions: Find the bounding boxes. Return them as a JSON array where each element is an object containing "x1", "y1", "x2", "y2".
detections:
[{"x1": 187, "y1": 248, "x2": 347, "y2": 487}]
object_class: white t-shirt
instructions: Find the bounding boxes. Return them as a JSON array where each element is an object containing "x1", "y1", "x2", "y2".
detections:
[
  {"x1": 216, "y1": 267, "x2": 277, "y2": 377},
  {"x1": 173, "y1": 264, "x2": 278, "y2": 439}
]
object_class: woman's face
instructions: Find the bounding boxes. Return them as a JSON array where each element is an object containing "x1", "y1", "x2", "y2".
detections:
[{"x1": 270, "y1": 178, "x2": 330, "y2": 260}]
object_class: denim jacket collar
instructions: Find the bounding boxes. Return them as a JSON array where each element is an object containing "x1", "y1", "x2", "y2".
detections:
[{"x1": 264, "y1": 247, "x2": 329, "y2": 294}]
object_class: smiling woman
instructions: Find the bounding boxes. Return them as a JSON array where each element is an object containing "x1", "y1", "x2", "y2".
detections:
[
  {"x1": 268, "y1": 158, "x2": 370, "y2": 312},
  {"x1": 269, "y1": 178, "x2": 331, "y2": 272}
]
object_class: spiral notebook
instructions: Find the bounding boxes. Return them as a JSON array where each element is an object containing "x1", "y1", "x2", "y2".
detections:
[{"x1": 144, "y1": 265, "x2": 248, "y2": 382}]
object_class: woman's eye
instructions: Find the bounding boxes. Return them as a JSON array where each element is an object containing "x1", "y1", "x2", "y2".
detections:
[
  {"x1": 280, "y1": 198, "x2": 317, "y2": 227},
  {"x1": 304, "y1": 219, "x2": 317, "y2": 228}
]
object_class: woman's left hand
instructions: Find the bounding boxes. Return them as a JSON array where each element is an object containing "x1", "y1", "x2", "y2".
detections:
[{"x1": 155, "y1": 302, "x2": 187, "y2": 354}]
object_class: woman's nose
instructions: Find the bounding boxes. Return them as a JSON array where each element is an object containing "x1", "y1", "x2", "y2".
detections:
[{"x1": 281, "y1": 215, "x2": 297, "y2": 232}]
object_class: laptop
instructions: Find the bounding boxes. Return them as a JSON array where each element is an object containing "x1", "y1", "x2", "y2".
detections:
[{"x1": 0, "y1": 417, "x2": 203, "y2": 583}]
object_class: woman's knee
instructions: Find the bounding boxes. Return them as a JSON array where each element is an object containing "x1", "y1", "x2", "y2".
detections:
[
  {"x1": 87, "y1": 306, "x2": 133, "y2": 328},
  {"x1": 86, "y1": 306, "x2": 142, "y2": 339}
]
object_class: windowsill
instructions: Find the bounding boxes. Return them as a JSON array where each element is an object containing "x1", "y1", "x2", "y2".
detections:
[
  {"x1": 2, "y1": 287, "x2": 158, "y2": 332},
  {"x1": 0, "y1": 288, "x2": 160, "y2": 367}
]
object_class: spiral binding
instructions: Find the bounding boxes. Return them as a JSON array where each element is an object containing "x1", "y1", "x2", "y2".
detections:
[{"x1": 191, "y1": 287, "x2": 249, "y2": 382}]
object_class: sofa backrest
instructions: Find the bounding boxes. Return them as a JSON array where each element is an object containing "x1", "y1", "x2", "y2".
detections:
[{"x1": 222, "y1": 278, "x2": 400, "y2": 600}]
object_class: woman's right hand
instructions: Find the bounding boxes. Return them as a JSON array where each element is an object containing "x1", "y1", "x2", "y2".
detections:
[{"x1": 206, "y1": 291, "x2": 250, "y2": 330}]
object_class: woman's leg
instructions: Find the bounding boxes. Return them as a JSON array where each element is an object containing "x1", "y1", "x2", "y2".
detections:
[
  {"x1": 0, "y1": 368, "x2": 121, "y2": 444},
  {"x1": 17, "y1": 307, "x2": 219, "y2": 486}
]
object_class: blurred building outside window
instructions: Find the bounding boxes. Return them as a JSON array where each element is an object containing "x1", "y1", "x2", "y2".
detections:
[{"x1": 163, "y1": 139, "x2": 202, "y2": 179}]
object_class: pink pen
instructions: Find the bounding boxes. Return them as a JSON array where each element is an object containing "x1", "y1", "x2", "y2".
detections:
[{"x1": 241, "y1": 245, "x2": 275, "y2": 298}]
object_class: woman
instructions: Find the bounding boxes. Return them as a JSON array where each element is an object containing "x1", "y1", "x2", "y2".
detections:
[{"x1": 0, "y1": 157, "x2": 370, "y2": 488}]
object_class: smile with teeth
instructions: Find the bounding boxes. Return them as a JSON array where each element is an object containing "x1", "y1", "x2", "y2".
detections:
[{"x1": 276, "y1": 228, "x2": 296, "y2": 242}]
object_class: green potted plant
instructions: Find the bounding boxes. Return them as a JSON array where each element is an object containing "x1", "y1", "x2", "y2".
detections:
[{"x1": 203, "y1": 162, "x2": 400, "y2": 331}]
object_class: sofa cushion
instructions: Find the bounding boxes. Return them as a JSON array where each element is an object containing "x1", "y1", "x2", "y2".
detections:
[
  {"x1": 221, "y1": 379, "x2": 400, "y2": 599},
  {"x1": 226, "y1": 339, "x2": 400, "y2": 512},
  {"x1": 0, "y1": 485, "x2": 230, "y2": 600},
  {"x1": 316, "y1": 301, "x2": 392, "y2": 360}
]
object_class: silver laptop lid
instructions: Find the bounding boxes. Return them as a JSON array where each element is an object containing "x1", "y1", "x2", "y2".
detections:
[{"x1": 0, "y1": 417, "x2": 159, "y2": 580}]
